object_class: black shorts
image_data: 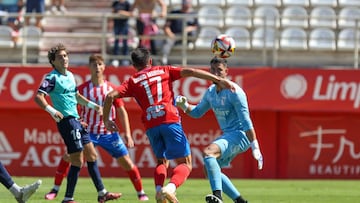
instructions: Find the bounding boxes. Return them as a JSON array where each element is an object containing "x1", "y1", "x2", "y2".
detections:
[{"x1": 57, "y1": 117, "x2": 91, "y2": 154}]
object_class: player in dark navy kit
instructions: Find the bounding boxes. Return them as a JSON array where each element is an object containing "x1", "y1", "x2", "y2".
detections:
[
  {"x1": 102, "y1": 47, "x2": 233, "y2": 203},
  {"x1": 34, "y1": 43, "x2": 121, "y2": 203},
  {"x1": 44, "y1": 54, "x2": 149, "y2": 201}
]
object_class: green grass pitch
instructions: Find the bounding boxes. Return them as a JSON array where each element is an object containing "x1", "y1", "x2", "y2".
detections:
[{"x1": 1, "y1": 177, "x2": 359, "y2": 203}]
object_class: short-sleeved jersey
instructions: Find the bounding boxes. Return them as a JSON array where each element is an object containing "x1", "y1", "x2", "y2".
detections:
[
  {"x1": 189, "y1": 80, "x2": 254, "y2": 133},
  {"x1": 37, "y1": 69, "x2": 79, "y2": 118},
  {"x1": 78, "y1": 80, "x2": 124, "y2": 135},
  {"x1": 115, "y1": 65, "x2": 182, "y2": 129}
]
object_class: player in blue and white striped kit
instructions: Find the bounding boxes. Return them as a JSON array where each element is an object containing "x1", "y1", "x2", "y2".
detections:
[{"x1": 176, "y1": 57, "x2": 263, "y2": 203}]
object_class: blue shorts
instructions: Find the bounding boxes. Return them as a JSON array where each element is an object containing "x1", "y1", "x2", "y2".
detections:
[
  {"x1": 57, "y1": 117, "x2": 91, "y2": 154},
  {"x1": 90, "y1": 132, "x2": 128, "y2": 158},
  {"x1": 0, "y1": 4, "x2": 19, "y2": 23},
  {"x1": 213, "y1": 130, "x2": 251, "y2": 167},
  {"x1": 26, "y1": 0, "x2": 45, "y2": 13},
  {"x1": 146, "y1": 123, "x2": 190, "y2": 160}
]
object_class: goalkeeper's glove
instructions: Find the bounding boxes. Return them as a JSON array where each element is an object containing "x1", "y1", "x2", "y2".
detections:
[
  {"x1": 175, "y1": 95, "x2": 189, "y2": 112},
  {"x1": 45, "y1": 105, "x2": 62, "y2": 122},
  {"x1": 250, "y1": 140, "x2": 263, "y2": 170}
]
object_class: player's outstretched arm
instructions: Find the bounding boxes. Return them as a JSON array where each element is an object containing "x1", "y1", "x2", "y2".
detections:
[{"x1": 180, "y1": 68, "x2": 233, "y2": 90}]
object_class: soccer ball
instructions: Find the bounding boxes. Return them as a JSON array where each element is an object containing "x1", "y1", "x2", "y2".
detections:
[{"x1": 211, "y1": 34, "x2": 236, "y2": 58}]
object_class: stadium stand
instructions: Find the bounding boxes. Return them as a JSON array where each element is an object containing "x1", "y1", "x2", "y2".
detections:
[
  {"x1": 18, "y1": 26, "x2": 43, "y2": 48},
  {"x1": 1, "y1": 0, "x2": 360, "y2": 67},
  {"x1": 224, "y1": 6, "x2": 252, "y2": 28},
  {"x1": 282, "y1": 0, "x2": 310, "y2": 7},
  {"x1": 337, "y1": 28, "x2": 359, "y2": 50},
  {"x1": 281, "y1": 6, "x2": 309, "y2": 28},
  {"x1": 309, "y1": 6, "x2": 337, "y2": 28},
  {"x1": 254, "y1": 0, "x2": 282, "y2": 7},
  {"x1": 226, "y1": 0, "x2": 254, "y2": 7},
  {"x1": 253, "y1": 6, "x2": 280, "y2": 28},
  {"x1": 224, "y1": 27, "x2": 251, "y2": 50},
  {"x1": 36, "y1": 0, "x2": 111, "y2": 64},
  {"x1": 195, "y1": 27, "x2": 221, "y2": 49},
  {"x1": 198, "y1": 0, "x2": 226, "y2": 7},
  {"x1": 338, "y1": 7, "x2": 360, "y2": 28},
  {"x1": 0, "y1": 25, "x2": 15, "y2": 48},
  {"x1": 310, "y1": 0, "x2": 338, "y2": 7},
  {"x1": 252, "y1": 27, "x2": 278, "y2": 49},
  {"x1": 198, "y1": 6, "x2": 224, "y2": 28},
  {"x1": 280, "y1": 27, "x2": 308, "y2": 50},
  {"x1": 338, "y1": 0, "x2": 360, "y2": 7},
  {"x1": 308, "y1": 28, "x2": 336, "y2": 50}
]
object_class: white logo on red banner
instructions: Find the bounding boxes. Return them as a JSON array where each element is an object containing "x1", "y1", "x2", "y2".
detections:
[
  {"x1": 281, "y1": 74, "x2": 307, "y2": 99},
  {"x1": 0, "y1": 131, "x2": 21, "y2": 165}
]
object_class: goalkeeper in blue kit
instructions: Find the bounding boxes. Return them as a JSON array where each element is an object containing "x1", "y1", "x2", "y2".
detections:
[{"x1": 176, "y1": 57, "x2": 263, "y2": 203}]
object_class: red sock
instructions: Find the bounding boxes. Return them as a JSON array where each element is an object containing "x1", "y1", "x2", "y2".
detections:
[
  {"x1": 54, "y1": 158, "x2": 70, "y2": 186},
  {"x1": 154, "y1": 163, "x2": 167, "y2": 187},
  {"x1": 126, "y1": 166, "x2": 143, "y2": 192},
  {"x1": 170, "y1": 164, "x2": 191, "y2": 188}
]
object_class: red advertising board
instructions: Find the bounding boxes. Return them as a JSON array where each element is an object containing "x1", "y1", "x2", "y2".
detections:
[
  {"x1": 280, "y1": 112, "x2": 360, "y2": 179},
  {"x1": 0, "y1": 66, "x2": 359, "y2": 179},
  {"x1": 2, "y1": 66, "x2": 360, "y2": 112}
]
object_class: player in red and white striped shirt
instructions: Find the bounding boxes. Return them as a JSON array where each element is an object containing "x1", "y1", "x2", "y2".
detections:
[
  {"x1": 45, "y1": 54, "x2": 149, "y2": 201},
  {"x1": 78, "y1": 78, "x2": 119, "y2": 135}
]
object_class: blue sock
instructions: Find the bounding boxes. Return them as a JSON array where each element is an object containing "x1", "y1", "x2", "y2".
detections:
[
  {"x1": 204, "y1": 156, "x2": 222, "y2": 192},
  {"x1": 65, "y1": 165, "x2": 80, "y2": 198},
  {"x1": 87, "y1": 161, "x2": 105, "y2": 192},
  {"x1": 0, "y1": 162, "x2": 14, "y2": 189},
  {"x1": 221, "y1": 173, "x2": 240, "y2": 199}
]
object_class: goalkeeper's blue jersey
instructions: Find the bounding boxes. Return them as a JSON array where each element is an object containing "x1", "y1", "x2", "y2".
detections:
[
  {"x1": 188, "y1": 80, "x2": 253, "y2": 133},
  {"x1": 37, "y1": 69, "x2": 79, "y2": 118}
]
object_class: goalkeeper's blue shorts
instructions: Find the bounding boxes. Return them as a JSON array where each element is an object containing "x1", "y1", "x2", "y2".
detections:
[{"x1": 213, "y1": 130, "x2": 251, "y2": 167}]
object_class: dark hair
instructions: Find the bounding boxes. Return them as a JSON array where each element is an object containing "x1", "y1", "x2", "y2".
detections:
[
  {"x1": 89, "y1": 54, "x2": 104, "y2": 64},
  {"x1": 48, "y1": 43, "x2": 67, "y2": 67},
  {"x1": 210, "y1": 56, "x2": 227, "y2": 67},
  {"x1": 131, "y1": 48, "x2": 150, "y2": 69}
]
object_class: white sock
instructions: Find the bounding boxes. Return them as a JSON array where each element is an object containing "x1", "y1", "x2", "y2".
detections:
[
  {"x1": 63, "y1": 197, "x2": 74, "y2": 201},
  {"x1": 98, "y1": 189, "x2": 107, "y2": 196},
  {"x1": 9, "y1": 183, "x2": 22, "y2": 198},
  {"x1": 137, "y1": 190, "x2": 146, "y2": 195},
  {"x1": 164, "y1": 183, "x2": 176, "y2": 193},
  {"x1": 53, "y1": 185, "x2": 60, "y2": 191}
]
